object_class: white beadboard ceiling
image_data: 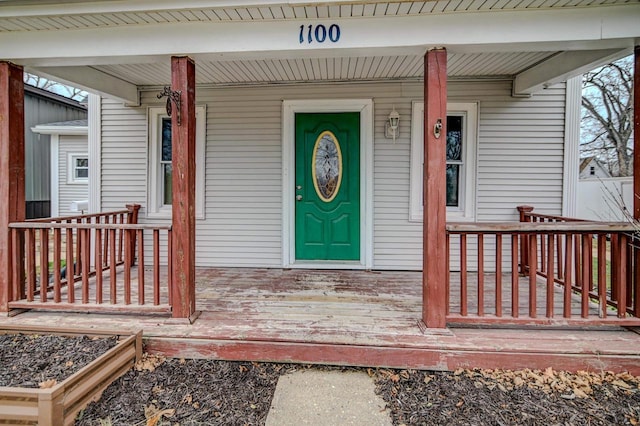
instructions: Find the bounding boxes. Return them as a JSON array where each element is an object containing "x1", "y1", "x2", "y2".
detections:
[
  {"x1": 0, "y1": 0, "x2": 634, "y2": 32},
  {"x1": 91, "y1": 51, "x2": 554, "y2": 86}
]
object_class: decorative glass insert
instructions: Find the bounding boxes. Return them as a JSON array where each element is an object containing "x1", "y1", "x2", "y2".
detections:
[
  {"x1": 161, "y1": 118, "x2": 172, "y2": 205},
  {"x1": 312, "y1": 131, "x2": 342, "y2": 202}
]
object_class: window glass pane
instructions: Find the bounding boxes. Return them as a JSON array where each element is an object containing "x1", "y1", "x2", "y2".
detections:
[
  {"x1": 446, "y1": 164, "x2": 459, "y2": 207},
  {"x1": 446, "y1": 116, "x2": 463, "y2": 161},
  {"x1": 76, "y1": 158, "x2": 88, "y2": 168},
  {"x1": 161, "y1": 118, "x2": 172, "y2": 162},
  {"x1": 163, "y1": 164, "x2": 172, "y2": 205},
  {"x1": 76, "y1": 168, "x2": 88, "y2": 179}
]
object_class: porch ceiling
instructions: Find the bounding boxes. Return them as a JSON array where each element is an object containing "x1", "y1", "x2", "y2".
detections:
[
  {"x1": 0, "y1": 0, "x2": 634, "y2": 32},
  {"x1": 87, "y1": 51, "x2": 555, "y2": 86}
]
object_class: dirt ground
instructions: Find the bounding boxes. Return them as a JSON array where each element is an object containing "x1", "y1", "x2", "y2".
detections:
[{"x1": 1, "y1": 334, "x2": 639, "y2": 425}]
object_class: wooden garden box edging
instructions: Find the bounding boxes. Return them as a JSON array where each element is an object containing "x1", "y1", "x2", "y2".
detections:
[{"x1": 0, "y1": 326, "x2": 142, "y2": 425}]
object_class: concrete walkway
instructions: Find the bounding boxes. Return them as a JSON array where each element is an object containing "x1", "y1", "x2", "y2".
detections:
[{"x1": 265, "y1": 369, "x2": 392, "y2": 426}]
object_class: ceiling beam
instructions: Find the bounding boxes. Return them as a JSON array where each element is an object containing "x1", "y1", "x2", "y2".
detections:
[
  {"x1": 29, "y1": 65, "x2": 138, "y2": 105},
  {"x1": 512, "y1": 48, "x2": 631, "y2": 96}
]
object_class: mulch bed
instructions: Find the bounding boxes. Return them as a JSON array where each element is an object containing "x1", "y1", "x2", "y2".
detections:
[
  {"x1": 0, "y1": 333, "x2": 117, "y2": 388},
  {"x1": 374, "y1": 368, "x2": 640, "y2": 426},
  {"x1": 2, "y1": 334, "x2": 640, "y2": 425},
  {"x1": 76, "y1": 356, "x2": 290, "y2": 425}
]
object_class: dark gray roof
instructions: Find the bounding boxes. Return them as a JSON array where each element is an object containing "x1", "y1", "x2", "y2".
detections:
[{"x1": 37, "y1": 119, "x2": 88, "y2": 127}]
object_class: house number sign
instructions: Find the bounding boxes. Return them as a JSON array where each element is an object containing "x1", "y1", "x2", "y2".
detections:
[{"x1": 299, "y1": 24, "x2": 341, "y2": 44}]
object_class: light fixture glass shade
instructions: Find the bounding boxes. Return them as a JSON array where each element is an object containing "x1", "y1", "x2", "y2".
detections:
[{"x1": 388, "y1": 108, "x2": 400, "y2": 130}]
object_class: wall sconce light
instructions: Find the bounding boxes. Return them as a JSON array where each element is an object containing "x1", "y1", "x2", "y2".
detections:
[{"x1": 385, "y1": 106, "x2": 400, "y2": 143}]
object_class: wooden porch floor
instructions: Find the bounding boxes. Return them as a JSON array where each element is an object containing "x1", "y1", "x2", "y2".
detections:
[{"x1": 2, "y1": 268, "x2": 640, "y2": 374}]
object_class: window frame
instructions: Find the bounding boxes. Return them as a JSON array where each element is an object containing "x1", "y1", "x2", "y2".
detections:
[
  {"x1": 67, "y1": 153, "x2": 89, "y2": 184},
  {"x1": 148, "y1": 105, "x2": 206, "y2": 219},
  {"x1": 409, "y1": 101, "x2": 478, "y2": 222}
]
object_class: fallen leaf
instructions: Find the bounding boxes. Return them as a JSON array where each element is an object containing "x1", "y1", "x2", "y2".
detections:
[
  {"x1": 39, "y1": 379, "x2": 57, "y2": 389},
  {"x1": 182, "y1": 394, "x2": 193, "y2": 404},
  {"x1": 456, "y1": 400, "x2": 464, "y2": 408},
  {"x1": 612, "y1": 379, "x2": 632, "y2": 389},
  {"x1": 65, "y1": 361, "x2": 74, "y2": 367},
  {"x1": 144, "y1": 404, "x2": 175, "y2": 426}
]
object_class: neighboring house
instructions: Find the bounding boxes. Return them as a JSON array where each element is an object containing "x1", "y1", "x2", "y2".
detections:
[
  {"x1": 578, "y1": 157, "x2": 612, "y2": 180},
  {"x1": 0, "y1": 1, "x2": 639, "y2": 372},
  {"x1": 24, "y1": 84, "x2": 87, "y2": 218},
  {"x1": 31, "y1": 119, "x2": 89, "y2": 217}
]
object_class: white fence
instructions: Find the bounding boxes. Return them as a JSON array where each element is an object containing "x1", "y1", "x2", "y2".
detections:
[{"x1": 576, "y1": 177, "x2": 633, "y2": 221}]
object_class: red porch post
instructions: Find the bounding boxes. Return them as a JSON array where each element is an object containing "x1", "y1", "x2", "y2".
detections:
[
  {"x1": 0, "y1": 62, "x2": 25, "y2": 312},
  {"x1": 422, "y1": 48, "x2": 448, "y2": 328},
  {"x1": 170, "y1": 56, "x2": 196, "y2": 319},
  {"x1": 633, "y1": 45, "x2": 640, "y2": 316}
]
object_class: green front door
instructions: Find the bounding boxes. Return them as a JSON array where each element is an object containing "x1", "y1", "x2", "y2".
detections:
[{"x1": 295, "y1": 112, "x2": 360, "y2": 261}]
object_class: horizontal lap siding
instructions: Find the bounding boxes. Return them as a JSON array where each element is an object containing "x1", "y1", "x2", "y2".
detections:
[
  {"x1": 101, "y1": 99, "x2": 148, "y2": 209},
  {"x1": 100, "y1": 80, "x2": 565, "y2": 270},
  {"x1": 58, "y1": 135, "x2": 89, "y2": 216}
]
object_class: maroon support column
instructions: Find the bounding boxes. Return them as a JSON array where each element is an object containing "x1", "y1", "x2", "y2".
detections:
[
  {"x1": 634, "y1": 45, "x2": 640, "y2": 220},
  {"x1": 0, "y1": 62, "x2": 25, "y2": 312},
  {"x1": 422, "y1": 49, "x2": 448, "y2": 328},
  {"x1": 633, "y1": 45, "x2": 640, "y2": 316},
  {"x1": 170, "y1": 56, "x2": 196, "y2": 319}
]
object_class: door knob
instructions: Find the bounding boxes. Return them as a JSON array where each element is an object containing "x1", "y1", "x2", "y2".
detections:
[
  {"x1": 296, "y1": 185, "x2": 302, "y2": 190},
  {"x1": 296, "y1": 195, "x2": 303, "y2": 201}
]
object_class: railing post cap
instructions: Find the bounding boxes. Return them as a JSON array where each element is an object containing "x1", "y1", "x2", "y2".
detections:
[
  {"x1": 126, "y1": 204, "x2": 141, "y2": 212},
  {"x1": 517, "y1": 205, "x2": 535, "y2": 212}
]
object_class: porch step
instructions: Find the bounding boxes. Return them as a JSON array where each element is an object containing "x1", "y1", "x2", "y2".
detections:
[{"x1": 143, "y1": 326, "x2": 640, "y2": 375}]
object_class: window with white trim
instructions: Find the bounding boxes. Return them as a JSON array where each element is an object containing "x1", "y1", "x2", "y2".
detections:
[
  {"x1": 148, "y1": 106, "x2": 206, "y2": 219},
  {"x1": 409, "y1": 102, "x2": 478, "y2": 222},
  {"x1": 68, "y1": 153, "x2": 89, "y2": 184}
]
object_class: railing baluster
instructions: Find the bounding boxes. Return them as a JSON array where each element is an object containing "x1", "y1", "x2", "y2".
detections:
[
  {"x1": 118, "y1": 214, "x2": 124, "y2": 263},
  {"x1": 75, "y1": 218, "x2": 82, "y2": 275},
  {"x1": 581, "y1": 234, "x2": 591, "y2": 318},
  {"x1": 124, "y1": 229, "x2": 131, "y2": 304},
  {"x1": 556, "y1": 233, "x2": 564, "y2": 281},
  {"x1": 563, "y1": 233, "x2": 573, "y2": 318},
  {"x1": 103, "y1": 215, "x2": 109, "y2": 267},
  {"x1": 110, "y1": 228, "x2": 117, "y2": 304},
  {"x1": 53, "y1": 228, "x2": 61, "y2": 303},
  {"x1": 65, "y1": 225, "x2": 75, "y2": 303},
  {"x1": 528, "y1": 234, "x2": 537, "y2": 318},
  {"x1": 39, "y1": 228, "x2": 49, "y2": 302},
  {"x1": 598, "y1": 234, "x2": 607, "y2": 318},
  {"x1": 81, "y1": 228, "x2": 90, "y2": 304},
  {"x1": 460, "y1": 234, "x2": 467, "y2": 316},
  {"x1": 511, "y1": 234, "x2": 519, "y2": 318},
  {"x1": 574, "y1": 234, "x2": 582, "y2": 291},
  {"x1": 546, "y1": 232, "x2": 554, "y2": 318},
  {"x1": 617, "y1": 233, "x2": 628, "y2": 318},
  {"x1": 495, "y1": 234, "x2": 502, "y2": 317},
  {"x1": 154, "y1": 229, "x2": 160, "y2": 306},
  {"x1": 11, "y1": 229, "x2": 23, "y2": 300},
  {"x1": 95, "y1": 229, "x2": 103, "y2": 304},
  {"x1": 477, "y1": 234, "x2": 484, "y2": 316},
  {"x1": 26, "y1": 228, "x2": 35, "y2": 302},
  {"x1": 137, "y1": 229, "x2": 145, "y2": 305},
  {"x1": 611, "y1": 234, "x2": 619, "y2": 304}
]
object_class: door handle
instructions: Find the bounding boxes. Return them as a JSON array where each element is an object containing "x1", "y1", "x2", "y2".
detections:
[{"x1": 296, "y1": 195, "x2": 303, "y2": 201}]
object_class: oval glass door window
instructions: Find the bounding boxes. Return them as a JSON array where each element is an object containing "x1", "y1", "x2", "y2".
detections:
[{"x1": 312, "y1": 130, "x2": 343, "y2": 202}]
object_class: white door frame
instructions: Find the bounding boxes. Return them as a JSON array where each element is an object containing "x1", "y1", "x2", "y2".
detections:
[{"x1": 282, "y1": 99, "x2": 374, "y2": 269}]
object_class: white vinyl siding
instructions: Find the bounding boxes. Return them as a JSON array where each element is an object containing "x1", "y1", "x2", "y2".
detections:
[
  {"x1": 100, "y1": 80, "x2": 566, "y2": 270},
  {"x1": 58, "y1": 135, "x2": 89, "y2": 216}
]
